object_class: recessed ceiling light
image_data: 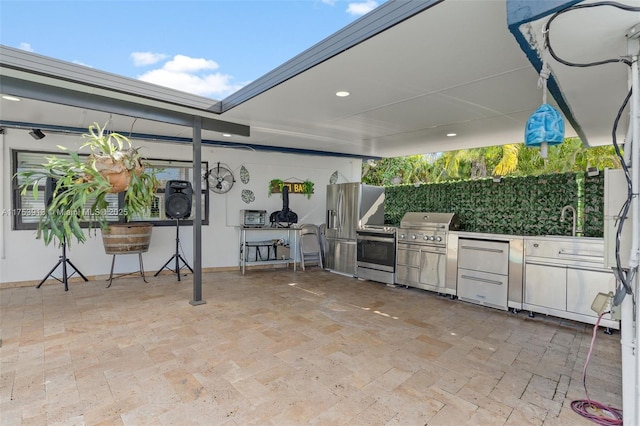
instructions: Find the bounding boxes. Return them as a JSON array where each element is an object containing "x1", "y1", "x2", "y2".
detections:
[
  {"x1": 2, "y1": 95, "x2": 21, "y2": 101},
  {"x1": 446, "y1": 133, "x2": 457, "y2": 137},
  {"x1": 335, "y1": 91, "x2": 350, "y2": 97},
  {"x1": 222, "y1": 133, "x2": 232, "y2": 137}
]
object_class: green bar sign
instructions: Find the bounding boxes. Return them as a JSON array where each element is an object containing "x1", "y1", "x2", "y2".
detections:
[{"x1": 269, "y1": 180, "x2": 314, "y2": 198}]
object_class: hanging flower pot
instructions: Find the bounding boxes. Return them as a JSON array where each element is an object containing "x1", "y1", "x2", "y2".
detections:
[
  {"x1": 90, "y1": 149, "x2": 145, "y2": 193},
  {"x1": 17, "y1": 122, "x2": 159, "y2": 247}
]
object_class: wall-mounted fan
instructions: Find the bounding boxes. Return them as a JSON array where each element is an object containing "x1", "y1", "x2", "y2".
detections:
[{"x1": 206, "y1": 162, "x2": 235, "y2": 194}]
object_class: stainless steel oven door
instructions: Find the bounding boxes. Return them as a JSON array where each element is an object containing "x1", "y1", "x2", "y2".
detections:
[{"x1": 356, "y1": 234, "x2": 395, "y2": 272}]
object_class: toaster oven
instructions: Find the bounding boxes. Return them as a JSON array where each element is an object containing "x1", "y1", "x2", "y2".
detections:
[{"x1": 241, "y1": 209, "x2": 267, "y2": 228}]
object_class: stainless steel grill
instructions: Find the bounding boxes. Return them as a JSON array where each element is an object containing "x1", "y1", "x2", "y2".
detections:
[
  {"x1": 396, "y1": 212, "x2": 459, "y2": 294},
  {"x1": 397, "y1": 212, "x2": 460, "y2": 247}
]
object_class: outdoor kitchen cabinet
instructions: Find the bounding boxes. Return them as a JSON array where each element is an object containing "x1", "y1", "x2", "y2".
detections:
[
  {"x1": 524, "y1": 263, "x2": 566, "y2": 311},
  {"x1": 523, "y1": 237, "x2": 619, "y2": 329},
  {"x1": 396, "y1": 245, "x2": 447, "y2": 292}
]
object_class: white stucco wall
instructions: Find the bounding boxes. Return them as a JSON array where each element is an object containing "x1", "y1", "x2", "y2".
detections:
[{"x1": 0, "y1": 128, "x2": 362, "y2": 284}]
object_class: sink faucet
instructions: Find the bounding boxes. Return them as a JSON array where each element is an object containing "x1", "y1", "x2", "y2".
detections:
[{"x1": 560, "y1": 205, "x2": 577, "y2": 237}]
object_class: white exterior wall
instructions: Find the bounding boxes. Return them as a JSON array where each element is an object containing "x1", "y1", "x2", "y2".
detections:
[{"x1": 0, "y1": 128, "x2": 362, "y2": 284}]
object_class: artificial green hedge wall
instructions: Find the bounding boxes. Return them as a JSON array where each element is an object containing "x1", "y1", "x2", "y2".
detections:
[
  {"x1": 582, "y1": 172, "x2": 605, "y2": 237},
  {"x1": 384, "y1": 172, "x2": 605, "y2": 237}
]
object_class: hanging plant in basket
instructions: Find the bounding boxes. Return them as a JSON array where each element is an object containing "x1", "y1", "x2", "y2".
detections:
[
  {"x1": 17, "y1": 122, "x2": 159, "y2": 247},
  {"x1": 84, "y1": 124, "x2": 146, "y2": 193}
]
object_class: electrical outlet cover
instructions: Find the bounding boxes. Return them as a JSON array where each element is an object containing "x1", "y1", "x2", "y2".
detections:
[{"x1": 591, "y1": 292, "x2": 612, "y2": 315}]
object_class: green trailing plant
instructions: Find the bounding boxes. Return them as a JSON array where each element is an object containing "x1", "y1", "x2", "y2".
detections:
[
  {"x1": 268, "y1": 179, "x2": 284, "y2": 196},
  {"x1": 17, "y1": 122, "x2": 159, "y2": 246},
  {"x1": 301, "y1": 180, "x2": 314, "y2": 199}
]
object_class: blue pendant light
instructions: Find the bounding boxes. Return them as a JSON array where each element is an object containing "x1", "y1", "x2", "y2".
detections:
[
  {"x1": 525, "y1": 49, "x2": 564, "y2": 158},
  {"x1": 525, "y1": 103, "x2": 565, "y2": 158}
]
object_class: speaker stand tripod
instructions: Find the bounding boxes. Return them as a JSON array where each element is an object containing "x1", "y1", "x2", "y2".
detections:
[
  {"x1": 37, "y1": 238, "x2": 88, "y2": 291},
  {"x1": 155, "y1": 219, "x2": 193, "y2": 281}
]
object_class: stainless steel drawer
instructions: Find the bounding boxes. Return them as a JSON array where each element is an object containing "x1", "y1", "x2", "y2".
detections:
[
  {"x1": 525, "y1": 238, "x2": 604, "y2": 266},
  {"x1": 457, "y1": 268, "x2": 508, "y2": 310},
  {"x1": 458, "y1": 239, "x2": 509, "y2": 275}
]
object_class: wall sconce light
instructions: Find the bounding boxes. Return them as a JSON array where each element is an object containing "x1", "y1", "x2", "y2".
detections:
[
  {"x1": 492, "y1": 175, "x2": 502, "y2": 183},
  {"x1": 586, "y1": 167, "x2": 599, "y2": 177},
  {"x1": 29, "y1": 129, "x2": 46, "y2": 140}
]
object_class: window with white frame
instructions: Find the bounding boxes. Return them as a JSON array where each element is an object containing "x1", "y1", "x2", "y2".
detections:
[{"x1": 11, "y1": 150, "x2": 209, "y2": 230}]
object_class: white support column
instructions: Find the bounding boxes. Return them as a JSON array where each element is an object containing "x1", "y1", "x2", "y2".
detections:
[
  {"x1": 623, "y1": 32, "x2": 640, "y2": 424},
  {"x1": 0, "y1": 129, "x2": 5, "y2": 262}
]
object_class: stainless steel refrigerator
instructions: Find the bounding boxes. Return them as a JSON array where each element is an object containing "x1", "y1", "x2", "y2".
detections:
[{"x1": 325, "y1": 183, "x2": 385, "y2": 276}]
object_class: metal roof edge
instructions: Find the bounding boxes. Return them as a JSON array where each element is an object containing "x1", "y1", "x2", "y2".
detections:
[
  {"x1": 0, "y1": 44, "x2": 223, "y2": 113},
  {"x1": 218, "y1": 0, "x2": 445, "y2": 112},
  {"x1": 0, "y1": 120, "x2": 378, "y2": 160},
  {"x1": 506, "y1": 0, "x2": 588, "y2": 145},
  {"x1": 0, "y1": 71, "x2": 247, "y2": 135}
]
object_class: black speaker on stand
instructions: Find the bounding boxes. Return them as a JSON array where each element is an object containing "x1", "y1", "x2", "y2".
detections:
[
  {"x1": 155, "y1": 180, "x2": 194, "y2": 281},
  {"x1": 37, "y1": 177, "x2": 88, "y2": 291}
]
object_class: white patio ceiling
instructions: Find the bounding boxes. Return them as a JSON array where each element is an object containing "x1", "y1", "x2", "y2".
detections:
[{"x1": 0, "y1": 0, "x2": 635, "y2": 158}]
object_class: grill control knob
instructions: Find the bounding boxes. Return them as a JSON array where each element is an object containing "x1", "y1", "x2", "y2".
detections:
[
  {"x1": 429, "y1": 236, "x2": 435, "y2": 241},
  {"x1": 435, "y1": 236, "x2": 442, "y2": 242},
  {"x1": 411, "y1": 235, "x2": 417, "y2": 240},
  {"x1": 400, "y1": 234, "x2": 405, "y2": 239},
  {"x1": 423, "y1": 235, "x2": 429, "y2": 241}
]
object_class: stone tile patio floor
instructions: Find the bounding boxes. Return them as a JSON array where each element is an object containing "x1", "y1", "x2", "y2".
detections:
[{"x1": 0, "y1": 268, "x2": 622, "y2": 425}]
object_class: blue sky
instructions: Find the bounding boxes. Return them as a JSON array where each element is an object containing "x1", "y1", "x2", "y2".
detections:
[{"x1": 0, "y1": 0, "x2": 380, "y2": 99}]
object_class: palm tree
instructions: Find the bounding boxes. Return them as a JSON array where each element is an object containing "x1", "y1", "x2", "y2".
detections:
[
  {"x1": 493, "y1": 144, "x2": 519, "y2": 176},
  {"x1": 361, "y1": 137, "x2": 622, "y2": 185}
]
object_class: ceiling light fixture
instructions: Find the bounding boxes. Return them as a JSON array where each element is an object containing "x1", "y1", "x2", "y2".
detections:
[
  {"x1": 1, "y1": 95, "x2": 20, "y2": 101},
  {"x1": 335, "y1": 91, "x2": 350, "y2": 97},
  {"x1": 222, "y1": 133, "x2": 232, "y2": 137},
  {"x1": 446, "y1": 133, "x2": 457, "y2": 137},
  {"x1": 29, "y1": 129, "x2": 46, "y2": 140}
]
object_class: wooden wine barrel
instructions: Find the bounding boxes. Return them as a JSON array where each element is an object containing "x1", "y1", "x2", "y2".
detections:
[{"x1": 102, "y1": 223, "x2": 153, "y2": 254}]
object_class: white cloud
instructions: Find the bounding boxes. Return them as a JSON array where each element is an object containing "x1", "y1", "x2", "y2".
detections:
[
  {"x1": 346, "y1": 0, "x2": 379, "y2": 16},
  {"x1": 131, "y1": 51, "x2": 169, "y2": 66},
  {"x1": 72, "y1": 60, "x2": 92, "y2": 68},
  {"x1": 136, "y1": 54, "x2": 241, "y2": 99},
  {"x1": 18, "y1": 42, "x2": 34, "y2": 52},
  {"x1": 163, "y1": 55, "x2": 219, "y2": 73}
]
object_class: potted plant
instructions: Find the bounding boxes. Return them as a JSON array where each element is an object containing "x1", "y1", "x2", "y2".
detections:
[
  {"x1": 301, "y1": 180, "x2": 314, "y2": 199},
  {"x1": 268, "y1": 179, "x2": 284, "y2": 196},
  {"x1": 18, "y1": 122, "x2": 159, "y2": 250}
]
